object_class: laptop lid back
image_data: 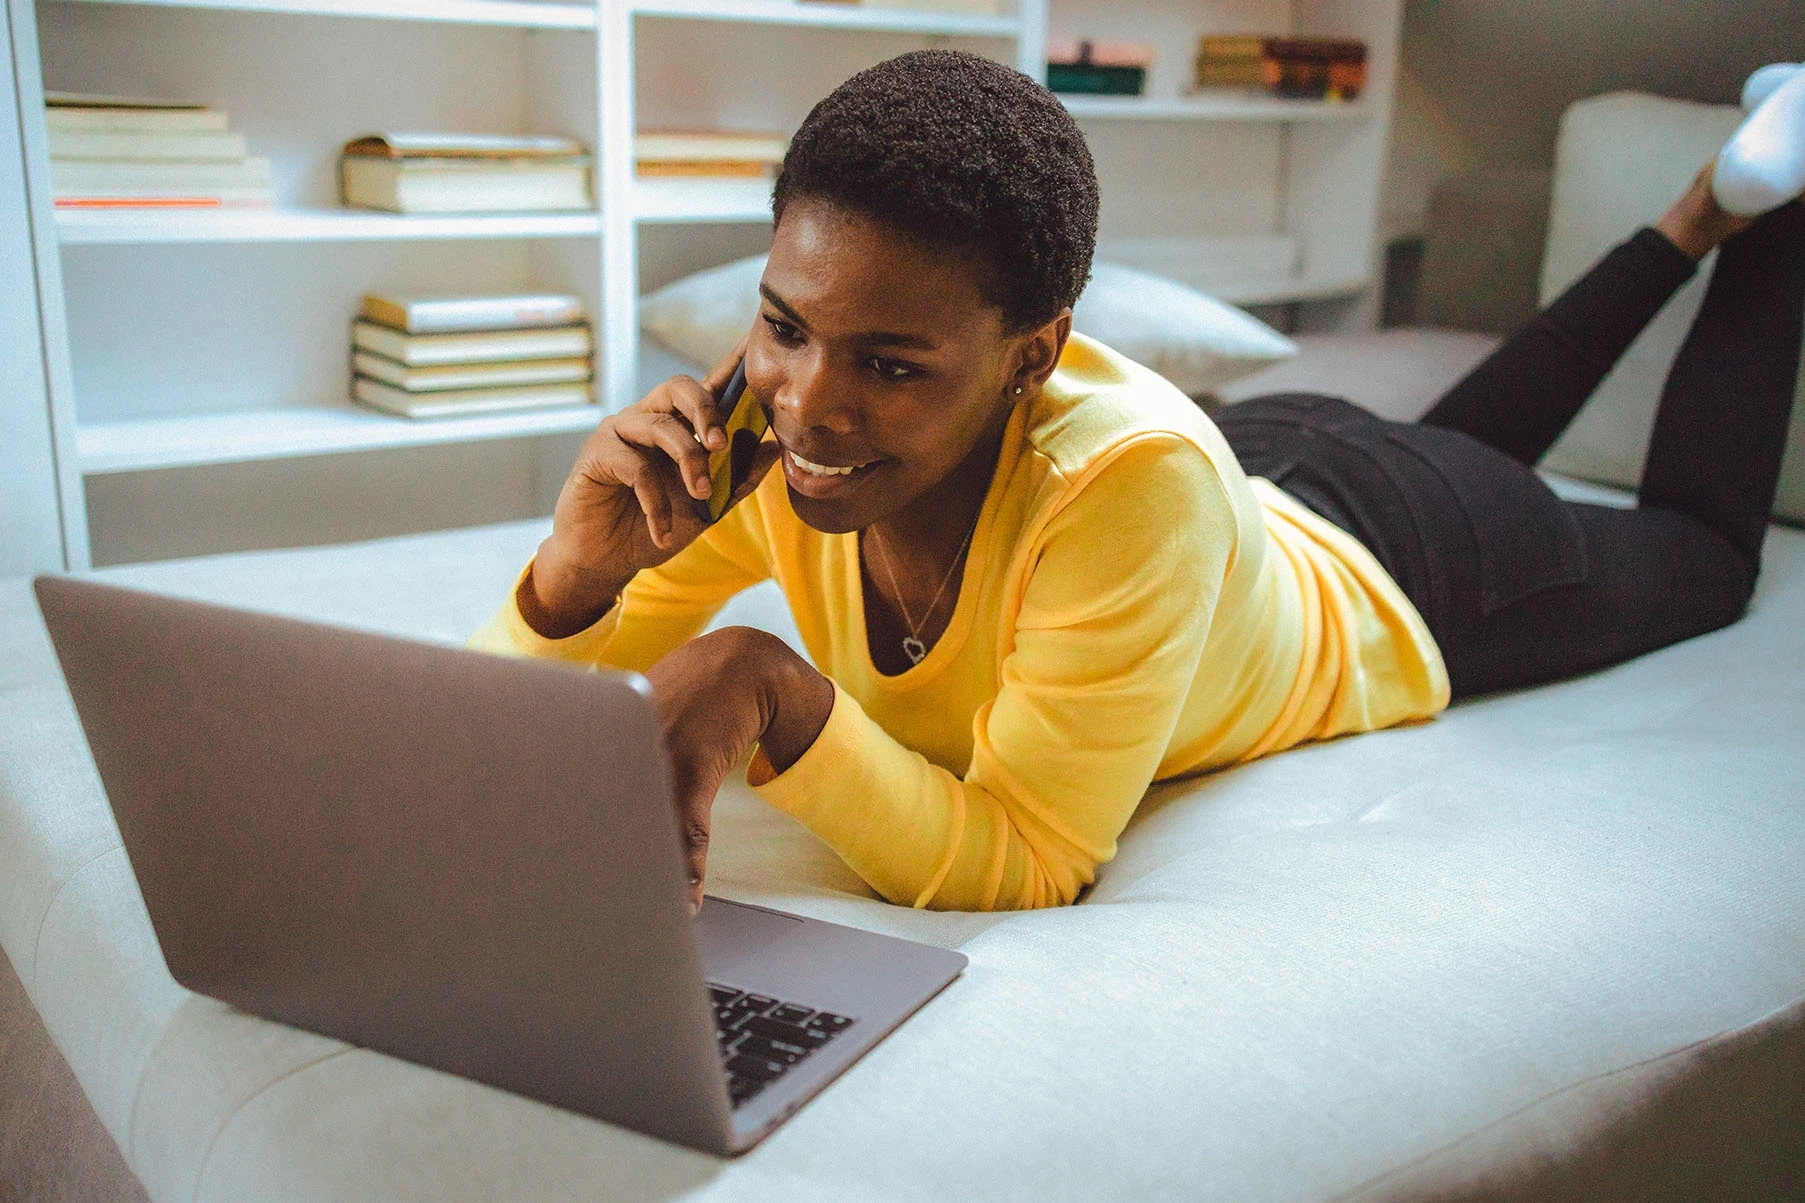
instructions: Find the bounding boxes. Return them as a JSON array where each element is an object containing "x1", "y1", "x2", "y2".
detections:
[{"x1": 35, "y1": 576, "x2": 733, "y2": 1151}]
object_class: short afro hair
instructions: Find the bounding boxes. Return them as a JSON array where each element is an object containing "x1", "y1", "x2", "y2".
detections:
[{"x1": 772, "y1": 49, "x2": 1099, "y2": 334}]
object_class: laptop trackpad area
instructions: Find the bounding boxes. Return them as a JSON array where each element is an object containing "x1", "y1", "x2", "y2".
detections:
[
  {"x1": 694, "y1": 897, "x2": 808, "y2": 983},
  {"x1": 695, "y1": 894, "x2": 968, "y2": 1031}
]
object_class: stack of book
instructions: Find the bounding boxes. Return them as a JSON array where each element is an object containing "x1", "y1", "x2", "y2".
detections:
[
  {"x1": 46, "y1": 92, "x2": 273, "y2": 208},
  {"x1": 1194, "y1": 36, "x2": 1367, "y2": 101},
  {"x1": 634, "y1": 130, "x2": 788, "y2": 179},
  {"x1": 1046, "y1": 38, "x2": 1154, "y2": 96},
  {"x1": 340, "y1": 134, "x2": 591, "y2": 214},
  {"x1": 350, "y1": 293, "x2": 595, "y2": 419}
]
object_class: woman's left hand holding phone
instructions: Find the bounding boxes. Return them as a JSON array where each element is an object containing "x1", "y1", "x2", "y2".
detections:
[{"x1": 519, "y1": 335, "x2": 778, "y2": 640}]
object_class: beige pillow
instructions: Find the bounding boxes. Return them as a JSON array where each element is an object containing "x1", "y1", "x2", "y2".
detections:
[
  {"x1": 639, "y1": 255, "x2": 1296, "y2": 396},
  {"x1": 638, "y1": 255, "x2": 767, "y2": 373},
  {"x1": 1538, "y1": 92, "x2": 1805, "y2": 524}
]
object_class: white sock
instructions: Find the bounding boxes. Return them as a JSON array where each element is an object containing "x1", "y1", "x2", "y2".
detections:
[
  {"x1": 1743, "y1": 62, "x2": 1801, "y2": 112},
  {"x1": 1715, "y1": 69, "x2": 1805, "y2": 217}
]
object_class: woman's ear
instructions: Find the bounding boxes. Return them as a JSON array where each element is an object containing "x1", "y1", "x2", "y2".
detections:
[{"x1": 1012, "y1": 309, "x2": 1072, "y2": 396}]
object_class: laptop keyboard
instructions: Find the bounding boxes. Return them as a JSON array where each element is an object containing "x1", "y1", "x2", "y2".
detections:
[{"x1": 707, "y1": 981, "x2": 856, "y2": 1108}]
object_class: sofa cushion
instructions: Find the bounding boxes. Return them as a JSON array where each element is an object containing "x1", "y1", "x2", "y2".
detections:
[
  {"x1": 1216, "y1": 327, "x2": 1502, "y2": 420},
  {"x1": 1537, "y1": 91, "x2": 1805, "y2": 524}
]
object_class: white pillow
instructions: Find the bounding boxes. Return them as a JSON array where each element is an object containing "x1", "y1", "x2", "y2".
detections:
[
  {"x1": 639, "y1": 254, "x2": 1296, "y2": 396},
  {"x1": 1073, "y1": 263, "x2": 1297, "y2": 394}
]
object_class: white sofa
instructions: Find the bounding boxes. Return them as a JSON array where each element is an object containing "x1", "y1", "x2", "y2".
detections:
[{"x1": 4, "y1": 94, "x2": 1804, "y2": 1200}]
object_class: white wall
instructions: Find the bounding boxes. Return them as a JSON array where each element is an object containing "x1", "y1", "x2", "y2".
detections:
[{"x1": 0, "y1": 2, "x2": 65, "y2": 576}]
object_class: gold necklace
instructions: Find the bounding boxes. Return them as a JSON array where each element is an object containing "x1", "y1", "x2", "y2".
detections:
[{"x1": 867, "y1": 512, "x2": 980, "y2": 666}]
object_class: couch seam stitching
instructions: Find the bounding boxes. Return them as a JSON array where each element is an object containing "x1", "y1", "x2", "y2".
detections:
[
  {"x1": 27, "y1": 841, "x2": 126, "y2": 993},
  {"x1": 186, "y1": 1046, "x2": 355, "y2": 1203},
  {"x1": 125, "y1": 1002, "x2": 194, "y2": 1181},
  {"x1": 1324, "y1": 991, "x2": 1805, "y2": 1202}
]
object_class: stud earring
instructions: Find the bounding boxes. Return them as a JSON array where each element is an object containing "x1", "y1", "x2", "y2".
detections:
[{"x1": 1012, "y1": 385, "x2": 1024, "y2": 396}]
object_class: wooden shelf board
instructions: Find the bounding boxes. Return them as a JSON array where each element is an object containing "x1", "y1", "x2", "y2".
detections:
[
  {"x1": 632, "y1": 176, "x2": 772, "y2": 223},
  {"x1": 55, "y1": 206, "x2": 602, "y2": 245},
  {"x1": 77, "y1": 401, "x2": 604, "y2": 473},
  {"x1": 1060, "y1": 93, "x2": 1370, "y2": 123},
  {"x1": 631, "y1": 0, "x2": 1018, "y2": 38},
  {"x1": 54, "y1": 0, "x2": 597, "y2": 27}
]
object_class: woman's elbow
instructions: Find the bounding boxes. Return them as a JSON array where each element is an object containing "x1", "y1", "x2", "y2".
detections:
[{"x1": 919, "y1": 854, "x2": 1093, "y2": 912}]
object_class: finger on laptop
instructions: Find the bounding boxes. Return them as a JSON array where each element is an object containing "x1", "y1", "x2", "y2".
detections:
[{"x1": 680, "y1": 806, "x2": 710, "y2": 915}]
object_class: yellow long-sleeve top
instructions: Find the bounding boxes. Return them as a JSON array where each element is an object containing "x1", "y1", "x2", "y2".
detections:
[{"x1": 470, "y1": 334, "x2": 1449, "y2": 911}]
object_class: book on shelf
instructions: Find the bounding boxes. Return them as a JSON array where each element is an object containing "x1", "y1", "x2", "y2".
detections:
[
  {"x1": 55, "y1": 197, "x2": 231, "y2": 209},
  {"x1": 359, "y1": 292, "x2": 586, "y2": 334},
  {"x1": 48, "y1": 129, "x2": 250, "y2": 161},
  {"x1": 635, "y1": 130, "x2": 787, "y2": 161},
  {"x1": 352, "y1": 351, "x2": 592, "y2": 392},
  {"x1": 352, "y1": 376, "x2": 593, "y2": 420},
  {"x1": 46, "y1": 92, "x2": 229, "y2": 133},
  {"x1": 341, "y1": 158, "x2": 591, "y2": 213},
  {"x1": 351, "y1": 320, "x2": 594, "y2": 366},
  {"x1": 1046, "y1": 38, "x2": 1155, "y2": 97},
  {"x1": 635, "y1": 130, "x2": 787, "y2": 179},
  {"x1": 1194, "y1": 35, "x2": 1367, "y2": 101},
  {"x1": 50, "y1": 157, "x2": 274, "y2": 206},
  {"x1": 343, "y1": 132, "x2": 586, "y2": 159},
  {"x1": 46, "y1": 91, "x2": 210, "y2": 110},
  {"x1": 46, "y1": 92, "x2": 272, "y2": 207},
  {"x1": 341, "y1": 132, "x2": 592, "y2": 214},
  {"x1": 636, "y1": 161, "x2": 774, "y2": 179}
]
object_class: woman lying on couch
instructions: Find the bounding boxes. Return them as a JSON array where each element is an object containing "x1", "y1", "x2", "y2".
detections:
[{"x1": 474, "y1": 52, "x2": 1805, "y2": 912}]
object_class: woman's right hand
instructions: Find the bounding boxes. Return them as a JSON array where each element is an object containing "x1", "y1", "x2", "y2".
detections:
[{"x1": 520, "y1": 337, "x2": 778, "y2": 638}]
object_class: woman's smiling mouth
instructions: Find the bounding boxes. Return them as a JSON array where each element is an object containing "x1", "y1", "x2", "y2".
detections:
[
  {"x1": 789, "y1": 451, "x2": 862, "y2": 476},
  {"x1": 778, "y1": 441, "x2": 883, "y2": 499}
]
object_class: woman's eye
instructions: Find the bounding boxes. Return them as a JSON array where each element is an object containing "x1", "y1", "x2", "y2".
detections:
[
  {"x1": 869, "y1": 358, "x2": 915, "y2": 381},
  {"x1": 763, "y1": 315, "x2": 802, "y2": 344}
]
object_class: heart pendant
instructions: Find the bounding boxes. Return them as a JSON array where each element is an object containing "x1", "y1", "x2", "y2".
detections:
[{"x1": 901, "y1": 636, "x2": 927, "y2": 665}]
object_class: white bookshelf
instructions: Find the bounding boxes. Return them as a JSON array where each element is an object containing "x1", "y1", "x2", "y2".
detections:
[
  {"x1": 630, "y1": 0, "x2": 1018, "y2": 37},
  {"x1": 4, "y1": 0, "x2": 1400, "y2": 568},
  {"x1": 77, "y1": 401, "x2": 605, "y2": 472},
  {"x1": 64, "y1": 0, "x2": 596, "y2": 27},
  {"x1": 632, "y1": 176, "x2": 772, "y2": 223},
  {"x1": 1060, "y1": 93, "x2": 1370, "y2": 122},
  {"x1": 55, "y1": 207, "x2": 604, "y2": 243},
  {"x1": 1053, "y1": 0, "x2": 1400, "y2": 314}
]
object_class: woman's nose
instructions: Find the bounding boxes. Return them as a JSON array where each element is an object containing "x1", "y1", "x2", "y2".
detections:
[{"x1": 773, "y1": 350, "x2": 857, "y2": 436}]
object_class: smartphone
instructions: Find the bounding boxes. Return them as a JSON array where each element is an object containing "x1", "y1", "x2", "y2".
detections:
[{"x1": 693, "y1": 360, "x2": 770, "y2": 525}]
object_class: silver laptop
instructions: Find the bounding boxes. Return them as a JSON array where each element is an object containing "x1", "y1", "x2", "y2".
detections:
[{"x1": 34, "y1": 575, "x2": 966, "y2": 1155}]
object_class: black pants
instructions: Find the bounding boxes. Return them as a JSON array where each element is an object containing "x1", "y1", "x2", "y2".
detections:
[{"x1": 1217, "y1": 203, "x2": 1805, "y2": 700}]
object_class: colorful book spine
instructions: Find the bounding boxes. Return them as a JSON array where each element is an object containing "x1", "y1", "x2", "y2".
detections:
[{"x1": 1194, "y1": 35, "x2": 1367, "y2": 101}]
